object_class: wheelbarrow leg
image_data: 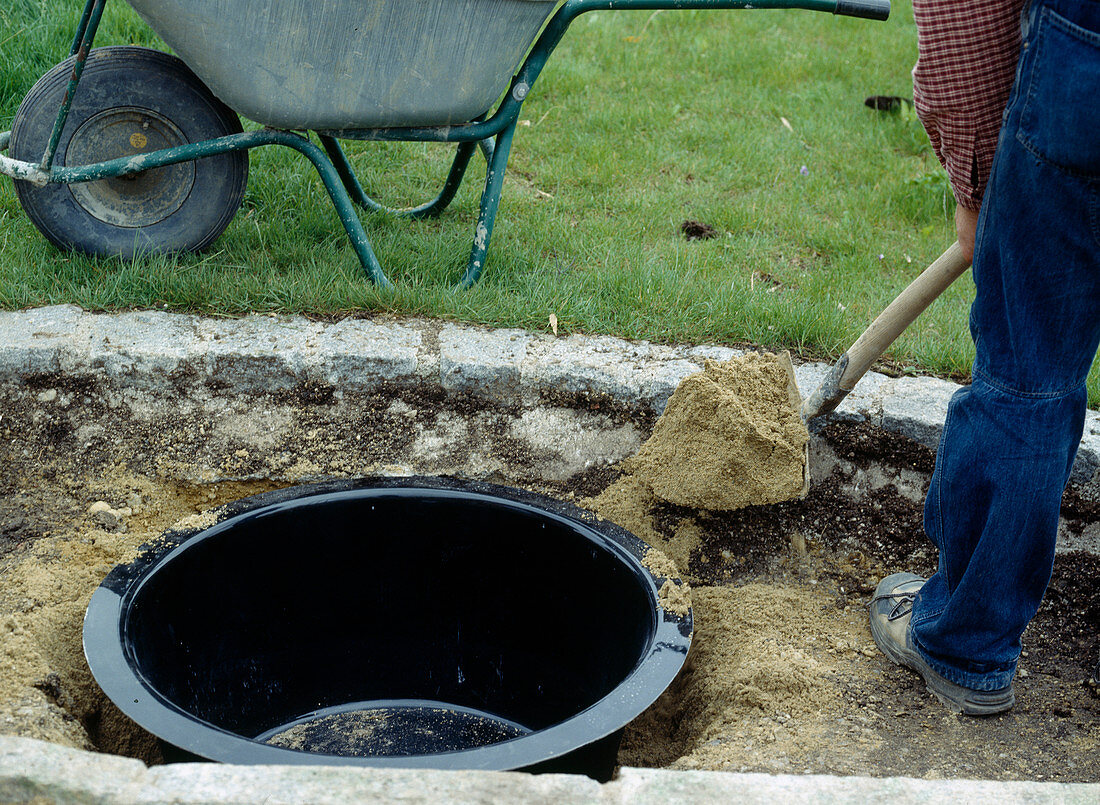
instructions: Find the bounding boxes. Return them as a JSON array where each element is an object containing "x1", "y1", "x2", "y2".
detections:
[
  {"x1": 456, "y1": 120, "x2": 518, "y2": 290},
  {"x1": 70, "y1": 0, "x2": 106, "y2": 57},
  {"x1": 41, "y1": 0, "x2": 107, "y2": 171},
  {"x1": 409, "y1": 139, "x2": 486, "y2": 219},
  {"x1": 319, "y1": 135, "x2": 493, "y2": 220},
  {"x1": 273, "y1": 132, "x2": 392, "y2": 288},
  {"x1": 478, "y1": 136, "x2": 495, "y2": 164}
]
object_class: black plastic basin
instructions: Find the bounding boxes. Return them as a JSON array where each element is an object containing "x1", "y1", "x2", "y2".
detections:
[{"x1": 83, "y1": 477, "x2": 692, "y2": 779}]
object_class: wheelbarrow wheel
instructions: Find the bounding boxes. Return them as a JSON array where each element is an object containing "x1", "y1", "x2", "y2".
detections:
[{"x1": 9, "y1": 46, "x2": 247, "y2": 258}]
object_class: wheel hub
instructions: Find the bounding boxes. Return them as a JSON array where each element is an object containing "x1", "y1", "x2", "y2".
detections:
[{"x1": 67, "y1": 107, "x2": 195, "y2": 228}]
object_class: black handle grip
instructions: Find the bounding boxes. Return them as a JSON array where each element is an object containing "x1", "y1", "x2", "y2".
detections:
[{"x1": 835, "y1": 0, "x2": 890, "y2": 20}]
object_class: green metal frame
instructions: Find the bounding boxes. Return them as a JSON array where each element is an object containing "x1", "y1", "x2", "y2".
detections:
[{"x1": 0, "y1": 0, "x2": 889, "y2": 289}]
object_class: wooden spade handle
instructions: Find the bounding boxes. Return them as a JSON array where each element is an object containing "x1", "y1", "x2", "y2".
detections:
[
  {"x1": 801, "y1": 242, "x2": 971, "y2": 421},
  {"x1": 841, "y1": 241, "x2": 970, "y2": 389}
]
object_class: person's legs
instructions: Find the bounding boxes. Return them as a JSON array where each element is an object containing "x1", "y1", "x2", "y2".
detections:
[{"x1": 877, "y1": 0, "x2": 1100, "y2": 700}]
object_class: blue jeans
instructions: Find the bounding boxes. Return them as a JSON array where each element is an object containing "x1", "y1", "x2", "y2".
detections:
[{"x1": 909, "y1": 0, "x2": 1100, "y2": 691}]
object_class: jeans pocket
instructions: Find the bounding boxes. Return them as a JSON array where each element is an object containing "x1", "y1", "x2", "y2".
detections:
[{"x1": 1016, "y1": 6, "x2": 1100, "y2": 177}]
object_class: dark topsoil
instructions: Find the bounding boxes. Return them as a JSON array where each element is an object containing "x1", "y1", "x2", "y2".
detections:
[{"x1": 631, "y1": 420, "x2": 1100, "y2": 782}]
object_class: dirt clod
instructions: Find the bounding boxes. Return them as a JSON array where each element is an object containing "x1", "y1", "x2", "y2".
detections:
[{"x1": 680, "y1": 220, "x2": 718, "y2": 240}]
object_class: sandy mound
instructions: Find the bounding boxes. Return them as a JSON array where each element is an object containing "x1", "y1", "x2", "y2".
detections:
[{"x1": 623, "y1": 353, "x2": 808, "y2": 511}]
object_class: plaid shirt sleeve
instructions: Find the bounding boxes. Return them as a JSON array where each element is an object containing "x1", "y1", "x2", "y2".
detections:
[{"x1": 911, "y1": 0, "x2": 1026, "y2": 209}]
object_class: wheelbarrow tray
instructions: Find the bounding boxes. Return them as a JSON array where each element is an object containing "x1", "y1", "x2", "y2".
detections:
[{"x1": 125, "y1": 0, "x2": 560, "y2": 130}]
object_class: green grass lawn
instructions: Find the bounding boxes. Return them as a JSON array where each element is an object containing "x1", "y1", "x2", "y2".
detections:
[{"x1": 3, "y1": 0, "x2": 1098, "y2": 402}]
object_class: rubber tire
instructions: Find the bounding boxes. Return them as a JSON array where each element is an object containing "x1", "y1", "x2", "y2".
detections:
[{"x1": 9, "y1": 46, "x2": 247, "y2": 257}]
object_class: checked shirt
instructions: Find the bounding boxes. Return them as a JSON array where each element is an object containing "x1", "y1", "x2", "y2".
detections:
[{"x1": 912, "y1": 0, "x2": 1026, "y2": 208}]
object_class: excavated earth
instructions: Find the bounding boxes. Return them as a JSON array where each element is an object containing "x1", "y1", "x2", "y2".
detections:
[{"x1": 1, "y1": 365, "x2": 1098, "y2": 783}]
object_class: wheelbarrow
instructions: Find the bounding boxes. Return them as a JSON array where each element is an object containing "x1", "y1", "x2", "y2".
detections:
[{"x1": 0, "y1": 0, "x2": 890, "y2": 289}]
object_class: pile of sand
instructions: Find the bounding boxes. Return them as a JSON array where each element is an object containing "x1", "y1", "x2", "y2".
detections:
[
  {"x1": 617, "y1": 583, "x2": 870, "y2": 770},
  {"x1": 588, "y1": 352, "x2": 808, "y2": 568},
  {"x1": 583, "y1": 352, "x2": 858, "y2": 769},
  {"x1": 622, "y1": 353, "x2": 808, "y2": 512},
  {"x1": 587, "y1": 352, "x2": 808, "y2": 586},
  {"x1": 0, "y1": 474, "x2": 276, "y2": 763},
  {"x1": 0, "y1": 495, "x2": 149, "y2": 752}
]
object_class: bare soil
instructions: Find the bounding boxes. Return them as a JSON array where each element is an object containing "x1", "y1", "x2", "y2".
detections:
[
  {"x1": 617, "y1": 421, "x2": 1100, "y2": 781},
  {"x1": 1, "y1": 375, "x2": 1097, "y2": 782}
]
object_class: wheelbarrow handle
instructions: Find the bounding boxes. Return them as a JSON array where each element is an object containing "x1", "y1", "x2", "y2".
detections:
[
  {"x1": 586, "y1": 0, "x2": 891, "y2": 20},
  {"x1": 833, "y1": 0, "x2": 891, "y2": 20}
]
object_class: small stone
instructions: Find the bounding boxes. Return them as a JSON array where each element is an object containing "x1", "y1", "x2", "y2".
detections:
[
  {"x1": 91, "y1": 510, "x2": 124, "y2": 532},
  {"x1": 381, "y1": 464, "x2": 414, "y2": 477}
]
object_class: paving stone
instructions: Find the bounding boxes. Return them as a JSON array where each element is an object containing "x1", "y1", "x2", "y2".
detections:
[
  {"x1": 880, "y1": 375, "x2": 958, "y2": 449},
  {"x1": 0, "y1": 304, "x2": 83, "y2": 376},
  {"x1": 81, "y1": 308, "x2": 198, "y2": 386},
  {"x1": 440, "y1": 324, "x2": 529, "y2": 398},
  {"x1": 310, "y1": 316, "x2": 422, "y2": 387},
  {"x1": 525, "y1": 334, "x2": 652, "y2": 403},
  {"x1": 1, "y1": 736, "x2": 1095, "y2": 805},
  {"x1": 615, "y1": 766, "x2": 1100, "y2": 804}
]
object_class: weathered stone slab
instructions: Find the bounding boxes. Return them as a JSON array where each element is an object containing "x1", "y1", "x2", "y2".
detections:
[
  {"x1": 2, "y1": 305, "x2": 1098, "y2": 517},
  {"x1": 1, "y1": 737, "x2": 1096, "y2": 805}
]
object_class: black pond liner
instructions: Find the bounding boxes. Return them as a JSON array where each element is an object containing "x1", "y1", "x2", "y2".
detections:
[{"x1": 83, "y1": 477, "x2": 692, "y2": 780}]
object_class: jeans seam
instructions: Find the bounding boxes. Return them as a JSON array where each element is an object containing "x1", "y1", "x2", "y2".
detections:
[
  {"x1": 1047, "y1": 3, "x2": 1100, "y2": 47},
  {"x1": 933, "y1": 403, "x2": 952, "y2": 592},
  {"x1": 971, "y1": 366, "x2": 1086, "y2": 400},
  {"x1": 1013, "y1": 7, "x2": 1045, "y2": 167},
  {"x1": 909, "y1": 599, "x2": 943, "y2": 630}
]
